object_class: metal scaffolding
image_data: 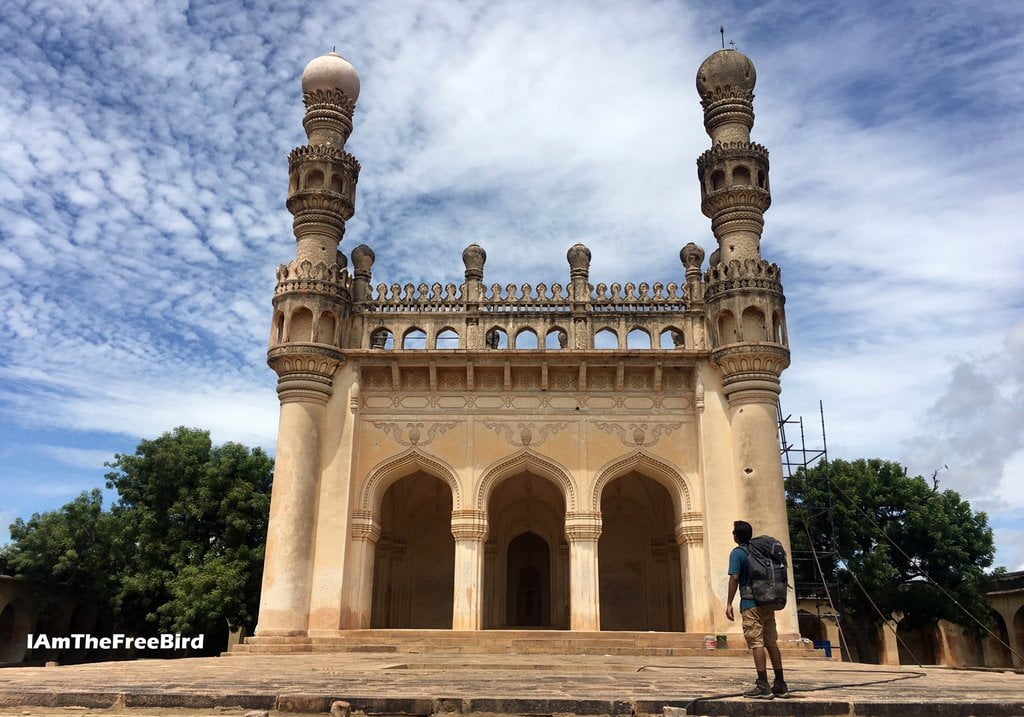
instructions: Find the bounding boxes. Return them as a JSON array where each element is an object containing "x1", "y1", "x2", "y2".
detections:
[{"x1": 778, "y1": 401, "x2": 847, "y2": 653}]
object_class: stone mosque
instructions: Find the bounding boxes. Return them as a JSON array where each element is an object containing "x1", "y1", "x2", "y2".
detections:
[{"x1": 248, "y1": 47, "x2": 799, "y2": 648}]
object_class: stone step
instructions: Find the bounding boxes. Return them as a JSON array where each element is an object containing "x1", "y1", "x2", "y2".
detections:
[{"x1": 229, "y1": 629, "x2": 820, "y2": 658}]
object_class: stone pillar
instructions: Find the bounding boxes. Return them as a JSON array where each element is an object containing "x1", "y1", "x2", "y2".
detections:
[
  {"x1": 451, "y1": 510, "x2": 487, "y2": 630},
  {"x1": 565, "y1": 512, "x2": 602, "y2": 631},
  {"x1": 879, "y1": 618, "x2": 901, "y2": 665},
  {"x1": 676, "y1": 513, "x2": 712, "y2": 633},
  {"x1": 348, "y1": 511, "x2": 381, "y2": 629},
  {"x1": 256, "y1": 348, "x2": 342, "y2": 636},
  {"x1": 484, "y1": 540, "x2": 498, "y2": 628}
]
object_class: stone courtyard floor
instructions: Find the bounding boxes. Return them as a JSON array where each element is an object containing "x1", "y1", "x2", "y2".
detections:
[{"x1": 0, "y1": 652, "x2": 1022, "y2": 716}]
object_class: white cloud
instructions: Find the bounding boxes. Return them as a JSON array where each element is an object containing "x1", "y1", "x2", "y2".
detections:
[{"x1": 0, "y1": 0, "x2": 1021, "y2": 569}]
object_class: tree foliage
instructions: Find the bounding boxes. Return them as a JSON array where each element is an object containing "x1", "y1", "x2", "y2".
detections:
[
  {"x1": 2, "y1": 427, "x2": 273, "y2": 640},
  {"x1": 787, "y1": 458, "x2": 996, "y2": 634}
]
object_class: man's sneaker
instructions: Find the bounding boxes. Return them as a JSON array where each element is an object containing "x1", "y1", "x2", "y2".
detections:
[
  {"x1": 743, "y1": 681, "x2": 774, "y2": 699},
  {"x1": 772, "y1": 680, "x2": 791, "y2": 698}
]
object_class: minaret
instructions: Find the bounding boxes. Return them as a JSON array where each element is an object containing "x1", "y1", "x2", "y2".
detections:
[
  {"x1": 258, "y1": 52, "x2": 361, "y2": 636},
  {"x1": 696, "y1": 48, "x2": 796, "y2": 632}
]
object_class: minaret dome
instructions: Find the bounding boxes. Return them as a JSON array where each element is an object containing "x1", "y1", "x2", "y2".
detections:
[
  {"x1": 696, "y1": 48, "x2": 756, "y2": 100},
  {"x1": 301, "y1": 51, "x2": 361, "y2": 101}
]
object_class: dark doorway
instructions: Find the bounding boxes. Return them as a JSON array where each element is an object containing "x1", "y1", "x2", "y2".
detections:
[{"x1": 506, "y1": 532, "x2": 550, "y2": 627}]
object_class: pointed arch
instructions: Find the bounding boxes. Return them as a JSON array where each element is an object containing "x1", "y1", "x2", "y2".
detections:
[
  {"x1": 358, "y1": 448, "x2": 462, "y2": 514},
  {"x1": 477, "y1": 449, "x2": 576, "y2": 512},
  {"x1": 591, "y1": 450, "x2": 693, "y2": 516}
]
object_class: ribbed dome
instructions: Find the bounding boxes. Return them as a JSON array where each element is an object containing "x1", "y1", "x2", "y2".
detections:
[{"x1": 301, "y1": 51, "x2": 360, "y2": 101}]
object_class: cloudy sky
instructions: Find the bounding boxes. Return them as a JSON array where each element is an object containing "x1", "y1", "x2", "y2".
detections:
[{"x1": 0, "y1": 0, "x2": 1021, "y2": 573}]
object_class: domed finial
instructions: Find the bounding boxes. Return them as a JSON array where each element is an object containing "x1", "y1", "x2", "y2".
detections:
[
  {"x1": 696, "y1": 49, "x2": 756, "y2": 102},
  {"x1": 462, "y1": 243, "x2": 487, "y2": 281},
  {"x1": 566, "y1": 243, "x2": 592, "y2": 272},
  {"x1": 681, "y1": 242, "x2": 705, "y2": 282},
  {"x1": 351, "y1": 243, "x2": 375, "y2": 270},
  {"x1": 301, "y1": 51, "x2": 361, "y2": 102}
]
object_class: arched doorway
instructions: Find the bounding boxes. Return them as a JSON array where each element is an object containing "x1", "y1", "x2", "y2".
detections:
[
  {"x1": 0, "y1": 599, "x2": 32, "y2": 663},
  {"x1": 485, "y1": 471, "x2": 568, "y2": 629},
  {"x1": 506, "y1": 532, "x2": 550, "y2": 627},
  {"x1": 798, "y1": 610, "x2": 826, "y2": 643},
  {"x1": 598, "y1": 472, "x2": 682, "y2": 631},
  {"x1": 898, "y1": 620, "x2": 939, "y2": 665},
  {"x1": 371, "y1": 471, "x2": 454, "y2": 628},
  {"x1": 983, "y1": 612, "x2": 1013, "y2": 667}
]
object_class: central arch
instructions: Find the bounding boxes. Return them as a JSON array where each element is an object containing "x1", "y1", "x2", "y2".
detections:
[{"x1": 484, "y1": 470, "x2": 569, "y2": 629}]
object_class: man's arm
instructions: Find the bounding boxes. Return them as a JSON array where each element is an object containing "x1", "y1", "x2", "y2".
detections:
[{"x1": 726, "y1": 574, "x2": 739, "y2": 621}]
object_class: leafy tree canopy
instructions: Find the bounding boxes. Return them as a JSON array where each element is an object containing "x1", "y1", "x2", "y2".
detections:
[
  {"x1": 787, "y1": 458, "x2": 996, "y2": 634},
  {"x1": 1, "y1": 427, "x2": 273, "y2": 639}
]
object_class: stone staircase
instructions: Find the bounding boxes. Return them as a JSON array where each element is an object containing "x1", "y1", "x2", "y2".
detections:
[{"x1": 228, "y1": 629, "x2": 821, "y2": 658}]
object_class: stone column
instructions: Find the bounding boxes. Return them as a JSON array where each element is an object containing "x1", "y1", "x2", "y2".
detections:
[
  {"x1": 348, "y1": 511, "x2": 381, "y2": 629},
  {"x1": 565, "y1": 512, "x2": 602, "y2": 631},
  {"x1": 484, "y1": 540, "x2": 498, "y2": 628},
  {"x1": 676, "y1": 512, "x2": 712, "y2": 633},
  {"x1": 256, "y1": 347, "x2": 342, "y2": 636},
  {"x1": 451, "y1": 510, "x2": 488, "y2": 630},
  {"x1": 879, "y1": 618, "x2": 901, "y2": 665}
]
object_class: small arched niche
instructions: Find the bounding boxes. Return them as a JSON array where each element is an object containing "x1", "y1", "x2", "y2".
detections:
[
  {"x1": 545, "y1": 327, "x2": 568, "y2": 350},
  {"x1": 271, "y1": 311, "x2": 284, "y2": 345},
  {"x1": 305, "y1": 169, "x2": 324, "y2": 189},
  {"x1": 485, "y1": 327, "x2": 508, "y2": 349},
  {"x1": 288, "y1": 307, "x2": 313, "y2": 342},
  {"x1": 402, "y1": 327, "x2": 427, "y2": 350},
  {"x1": 317, "y1": 311, "x2": 337, "y2": 344},
  {"x1": 732, "y1": 165, "x2": 751, "y2": 186},
  {"x1": 710, "y1": 169, "x2": 725, "y2": 191},
  {"x1": 436, "y1": 328, "x2": 460, "y2": 349},
  {"x1": 370, "y1": 327, "x2": 394, "y2": 350},
  {"x1": 594, "y1": 328, "x2": 619, "y2": 350},
  {"x1": 515, "y1": 328, "x2": 539, "y2": 349},
  {"x1": 626, "y1": 328, "x2": 651, "y2": 349},
  {"x1": 330, "y1": 174, "x2": 343, "y2": 193},
  {"x1": 659, "y1": 327, "x2": 684, "y2": 349},
  {"x1": 742, "y1": 306, "x2": 767, "y2": 341},
  {"x1": 717, "y1": 310, "x2": 737, "y2": 344}
]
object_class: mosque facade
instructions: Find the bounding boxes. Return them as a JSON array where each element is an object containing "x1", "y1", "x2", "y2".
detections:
[{"x1": 252, "y1": 48, "x2": 800, "y2": 641}]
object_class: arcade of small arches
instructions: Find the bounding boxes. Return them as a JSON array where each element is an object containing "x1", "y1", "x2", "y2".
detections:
[
  {"x1": 269, "y1": 307, "x2": 789, "y2": 352},
  {"x1": 357, "y1": 449, "x2": 697, "y2": 632},
  {"x1": 365, "y1": 325, "x2": 690, "y2": 351}
]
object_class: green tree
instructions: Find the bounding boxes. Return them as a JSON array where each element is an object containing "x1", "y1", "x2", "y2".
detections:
[
  {"x1": 787, "y1": 459, "x2": 996, "y2": 637},
  {"x1": 104, "y1": 427, "x2": 273, "y2": 636},
  {"x1": 3, "y1": 427, "x2": 273, "y2": 644},
  {"x1": 2, "y1": 489, "x2": 122, "y2": 618}
]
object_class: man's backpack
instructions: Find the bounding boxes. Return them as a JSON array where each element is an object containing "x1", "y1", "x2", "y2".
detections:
[{"x1": 739, "y1": 535, "x2": 788, "y2": 610}]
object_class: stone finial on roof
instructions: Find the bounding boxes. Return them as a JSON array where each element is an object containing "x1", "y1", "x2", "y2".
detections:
[{"x1": 462, "y1": 243, "x2": 487, "y2": 281}]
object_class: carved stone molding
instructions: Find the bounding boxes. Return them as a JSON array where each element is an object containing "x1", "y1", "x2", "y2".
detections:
[
  {"x1": 674, "y1": 511, "x2": 705, "y2": 545},
  {"x1": 351, "y1": 510, "x2": 381, "y2": 543},
  {"x1": 370, "y1": 421, "x2": 459, "y2": 447},
  {"x1": 267, "y1": 344, "x2": 345, "y2": 405},
  {"x1": 483, "y1": 421, "x2": 569, "y2": 449},
  {"x1": 450, "y1": 509, "x2": 488, "y2": 541},
  {"x1": 593, "y1": 421, "x2": 682, "y2": 448},
  {"x1": 564, "y1": 511, "x2": 603, "y2": 541}
]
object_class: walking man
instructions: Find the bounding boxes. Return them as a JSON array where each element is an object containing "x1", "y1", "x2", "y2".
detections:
[{"x1": 726, "y1": 520, "x2": 789, "y2": 699}]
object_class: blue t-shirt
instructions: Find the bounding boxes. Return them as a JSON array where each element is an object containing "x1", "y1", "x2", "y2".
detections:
[{"x1": 728, "y1": 546, "x2": 756, "y2": 611}]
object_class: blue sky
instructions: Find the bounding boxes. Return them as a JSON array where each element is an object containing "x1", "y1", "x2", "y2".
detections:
[{"x1": 0, "y1": 0, "x2": 1021, "y2": 572}]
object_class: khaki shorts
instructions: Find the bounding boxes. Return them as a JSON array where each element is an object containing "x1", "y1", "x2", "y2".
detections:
[{"x1": 741, "y1": 605, "x2": 778, "y2": 649}]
